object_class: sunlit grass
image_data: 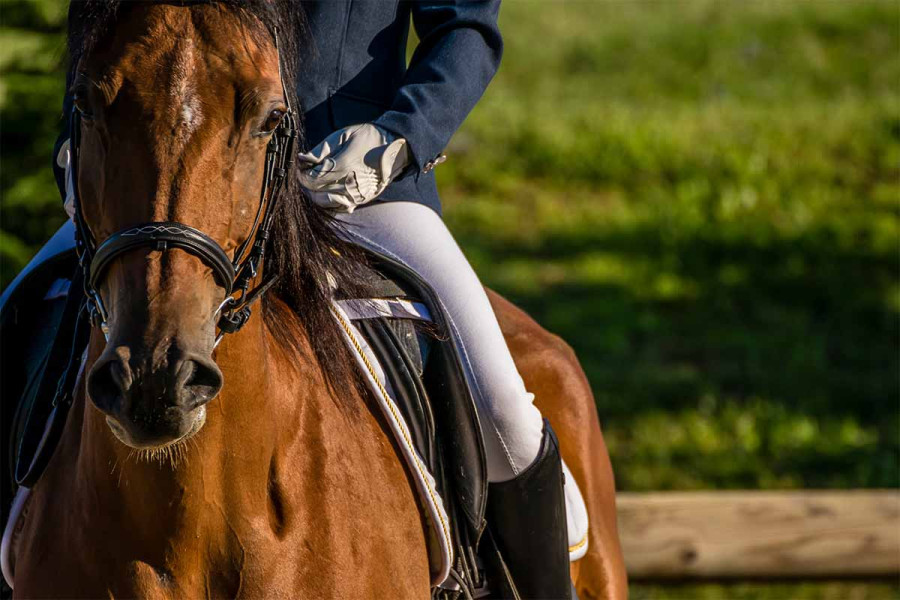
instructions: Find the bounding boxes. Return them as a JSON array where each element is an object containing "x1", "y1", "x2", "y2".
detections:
[{"x1": 631, "y1": 580, "x2": 900, "y2": 600}]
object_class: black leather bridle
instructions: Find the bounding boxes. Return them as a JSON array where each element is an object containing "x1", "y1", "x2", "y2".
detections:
[{"x1": 70, "y1": 34, "x2": 297, "y2": 345}]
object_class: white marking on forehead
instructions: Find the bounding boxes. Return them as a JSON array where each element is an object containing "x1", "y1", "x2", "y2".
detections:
[
  {"x1": 169, "y1": 38, "x2": 203, "y2": 142},
  {"x1": 181, "y1": 103, "x2": 196, "y2": 129}
]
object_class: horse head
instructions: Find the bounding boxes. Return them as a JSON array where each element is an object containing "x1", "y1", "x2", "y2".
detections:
[{"x1": 76, "y1": 3, "x2": 291, "y2": 449}]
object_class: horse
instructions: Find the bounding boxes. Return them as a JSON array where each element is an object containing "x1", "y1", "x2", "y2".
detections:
[{"x1": 6, "y1": 2, "x2": 626, "y2": 598}]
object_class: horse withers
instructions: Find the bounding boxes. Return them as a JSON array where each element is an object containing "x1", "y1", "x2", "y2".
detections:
[{"x1": 4, "y1": 2, "x2": 626, "y2": 598}]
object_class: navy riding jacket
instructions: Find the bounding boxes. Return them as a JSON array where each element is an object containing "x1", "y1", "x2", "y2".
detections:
[
  {"x1": 55, "y1": 1, "x2": 503, "y2": 215},
  {"x1": 299, "y1": 1, "x2": 503, "y2": 213}
]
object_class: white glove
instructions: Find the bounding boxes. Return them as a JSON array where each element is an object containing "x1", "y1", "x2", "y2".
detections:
[
  {"x1": 57, "y1": 139, "x2": 76, "y2": 220},
  {"x1": 297, "y1": 123, "x2": 410, "y2": 213}
]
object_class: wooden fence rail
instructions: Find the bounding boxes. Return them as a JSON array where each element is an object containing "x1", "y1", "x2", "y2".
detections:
[{"x1": 616, "y1": 490, "x2": 900, "y2": 579}]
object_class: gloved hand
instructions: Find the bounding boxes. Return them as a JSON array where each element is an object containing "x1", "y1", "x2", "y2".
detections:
[{"x1": 297, "y1": 123, "x2": 410, "y2": 213}]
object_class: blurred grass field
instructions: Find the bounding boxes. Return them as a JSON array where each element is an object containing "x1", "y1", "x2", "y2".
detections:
[
  {"x1": 1, "y1": 1, "x2": 898, "y2": 598},
  {"x1": 441, "y1": 0, "x2": 900, "y2": 494}
]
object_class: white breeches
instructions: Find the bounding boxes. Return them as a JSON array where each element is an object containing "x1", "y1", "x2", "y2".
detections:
[
  {"x1": 336, "y1": 201, "x2": 589, "y2": 557},
  {"x1": 336, "y1": 201, "x2": 542, "y2": 481}
]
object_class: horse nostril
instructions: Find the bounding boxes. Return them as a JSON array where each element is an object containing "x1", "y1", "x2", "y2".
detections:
[
  {"x1": 87, "y1": 357, "x2": 131, "y2": 414},
  {"x1": 177, "y1": 356, "x2": 223, "y2": 409}
]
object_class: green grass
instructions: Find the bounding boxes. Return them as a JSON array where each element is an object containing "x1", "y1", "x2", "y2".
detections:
[
  {"x1": 436, "y1": 5, "x2": 900, "y2": 594},
  {"x1": 1, "y1": 1, "x2": 898, "y2": 597},
  {"x1": 437, "y1": 0, "x2": 900, "y2": 493}
]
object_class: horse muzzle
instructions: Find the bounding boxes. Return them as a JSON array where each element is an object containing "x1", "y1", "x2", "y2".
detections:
[{"x1": 87, "y1": 345, "x2": 223, "y2": 448}]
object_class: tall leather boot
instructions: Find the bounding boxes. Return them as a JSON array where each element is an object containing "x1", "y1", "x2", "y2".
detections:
[{"x1": 486, "y1": 420, "x2": 571, "y2": 600}]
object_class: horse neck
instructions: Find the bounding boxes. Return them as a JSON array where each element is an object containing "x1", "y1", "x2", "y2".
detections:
[{"x1": 32, "y1": 299, "x2": 430, "y2": 596}]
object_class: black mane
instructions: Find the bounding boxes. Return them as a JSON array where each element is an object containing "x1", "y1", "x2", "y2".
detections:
[{"x1": 66, "y1": 0, "x2": 373, "y2": 403}]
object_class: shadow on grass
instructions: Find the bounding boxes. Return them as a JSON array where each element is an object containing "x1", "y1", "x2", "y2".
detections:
[{"x1": 460, "y1": 222, "x2": 899, "y2": 489}]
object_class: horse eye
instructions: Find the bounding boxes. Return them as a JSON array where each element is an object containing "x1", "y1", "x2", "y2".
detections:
[{"x1": 262, "y1": 108, "x2": 285, "y2": 133}]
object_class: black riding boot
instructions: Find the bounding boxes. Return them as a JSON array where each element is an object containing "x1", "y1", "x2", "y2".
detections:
[{"x1": 486, "y1": 420, "x2": 571, "y2": 600}]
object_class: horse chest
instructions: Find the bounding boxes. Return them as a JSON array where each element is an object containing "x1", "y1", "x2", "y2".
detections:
[{"x1": 12, "y1": 411, "x2": 430, "y2": 598}]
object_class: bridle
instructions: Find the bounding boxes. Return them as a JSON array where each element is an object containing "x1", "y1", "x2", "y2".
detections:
[{"x1": 70, "y1": 32, "x2": 297, "y2": 346}]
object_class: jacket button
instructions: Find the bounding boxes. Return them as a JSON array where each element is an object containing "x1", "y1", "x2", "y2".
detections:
[{"x1": 422, "y1": 154, "x2": 447, "y2": 174}]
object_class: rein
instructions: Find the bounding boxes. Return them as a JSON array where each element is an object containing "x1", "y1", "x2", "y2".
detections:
[{"x1": 69, "y1": 33, "x2": 297, "y2": 345}]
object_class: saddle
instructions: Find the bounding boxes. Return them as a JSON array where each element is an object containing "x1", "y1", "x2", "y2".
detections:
[{"x1": 333, "y1": 251, "x2": 503, "y2": 595}]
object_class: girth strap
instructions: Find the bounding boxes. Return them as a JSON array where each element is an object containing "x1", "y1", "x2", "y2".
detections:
[{"x1": 89, "y1": 222, "x2": 236, "y2": 296}]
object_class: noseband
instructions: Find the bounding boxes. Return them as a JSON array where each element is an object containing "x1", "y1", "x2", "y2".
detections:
[{"x1": 70, "y1": 34, "x2": 296, "y2": 344}]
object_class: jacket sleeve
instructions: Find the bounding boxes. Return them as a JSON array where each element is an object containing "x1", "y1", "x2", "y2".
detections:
[{"x1": 374, "y1": 0, "x2": 503, "y2": 175}]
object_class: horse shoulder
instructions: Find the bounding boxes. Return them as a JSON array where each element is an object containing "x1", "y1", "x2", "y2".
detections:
[{"x1": 259, "y1": 301, "x2": 432, "y2": 597}]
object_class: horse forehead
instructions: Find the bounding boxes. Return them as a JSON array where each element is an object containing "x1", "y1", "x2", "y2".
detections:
[
  {"x1": 93, "y1": 5, "x2": 280, "y2": 113},
  {"x1": 107, "y1": 6, "x2": 264, "y2": 104}
]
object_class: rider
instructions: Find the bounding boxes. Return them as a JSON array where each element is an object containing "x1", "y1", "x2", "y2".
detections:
[{"x1": 46, "y1": 2, "x2": 587, "y2": 597}]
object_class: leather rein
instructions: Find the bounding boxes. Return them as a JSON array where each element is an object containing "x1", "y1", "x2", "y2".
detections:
[{"x1": 70, "y1": 34, "x2": 297, "y2": 345}]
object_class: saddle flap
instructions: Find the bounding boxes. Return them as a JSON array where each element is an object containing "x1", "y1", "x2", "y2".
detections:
[
  {"x1": 358, "y1": 318, "x2": 435, "y2": 470},
  {"x1": 331, "y1": 302, "x2": 454, "y2": 586},
  {"x1": 347, "y1": 251, "x2": 489, "y2": 534},
  {"x1": 1, "y1": 249, "x2": 86, "y2": 496}
]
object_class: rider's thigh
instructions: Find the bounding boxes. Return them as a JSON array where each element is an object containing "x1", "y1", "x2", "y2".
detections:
[{"x1": 336, "y1": 200, "x2": 544, "y2": 482}]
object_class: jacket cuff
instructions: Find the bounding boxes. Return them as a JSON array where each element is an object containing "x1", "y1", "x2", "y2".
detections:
[{"x1": 374, "y1": 110, "x2": 444, "y2": 179}]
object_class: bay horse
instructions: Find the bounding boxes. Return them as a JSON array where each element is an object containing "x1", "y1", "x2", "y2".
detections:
[{"x1": 7, "y1": 2, "x2": 626, "y2": 598}]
